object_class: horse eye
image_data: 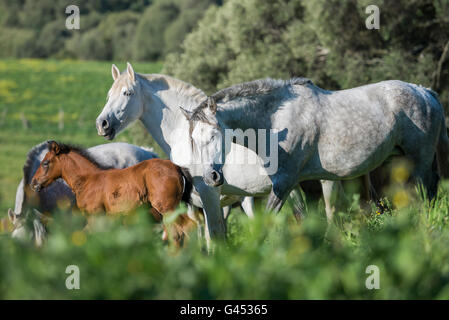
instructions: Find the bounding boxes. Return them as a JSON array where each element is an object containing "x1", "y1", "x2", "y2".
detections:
[{"x1": 43, "y1": 161, "x2": 49, "y2": 167}]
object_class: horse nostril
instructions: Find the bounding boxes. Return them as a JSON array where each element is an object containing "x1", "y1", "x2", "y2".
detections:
[
  {"x1": 211, "y1": 170, "x2": 219, "y2": 182},
  {"x1": 102, "y1": 119, "x2": 109, "y2": 129}
]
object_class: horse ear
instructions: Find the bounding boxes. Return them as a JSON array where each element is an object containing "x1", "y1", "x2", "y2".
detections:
[
  {"x1": 127, "y1": 62, "x2": 135, "y2": 82},
  {"x1": 111, "y1": 64, "x2": 120, "y2": 81},
  {"x1": 33, "y1": 209, "x2": 51, "y2": 225},
  {"x1": 8, "y1": 208, "x2": 16, "y2": 224},
  {"x1": 207, "y1": 97, "x2": 217, "y2": 115},
  {"x1": 180, "y1": 107, "x2": 193, "y2": 120},
  {"x1": 50, "y1": 141, "x2": 60, "y2": 155},
  {"x1": 33, "y1": 219, "x2": 45, "y2": 247}
]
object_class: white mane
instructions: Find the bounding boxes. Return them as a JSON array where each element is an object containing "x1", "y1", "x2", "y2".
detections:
[{"x1": 142, "y1": 74, "x2": 207, "y2": 111}]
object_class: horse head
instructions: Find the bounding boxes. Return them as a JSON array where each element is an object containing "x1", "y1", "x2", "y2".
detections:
[
  {"x1": 30, "y1": 141, "x2": 64, "y2": 192},
  {"x1": 180, "y1": 97, "x2": 224, "y2": 187},
  {"x1": 96, "y1": 62, "x2": 144, "y2": 140},
  {"x1": 9, "y1": 208, "x2": 48, "y2": 247}
]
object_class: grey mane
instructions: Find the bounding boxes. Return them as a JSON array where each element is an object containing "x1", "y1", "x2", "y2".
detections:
[
  {"x1": 212, "y1": 77, "x2": 312, "y2": 102},
  {"x1": 189, "y1": 77, "x2": 313, "y2": 123},
  {"x1": 23, "y1": 142, "x2": 50, "y2": 185}
]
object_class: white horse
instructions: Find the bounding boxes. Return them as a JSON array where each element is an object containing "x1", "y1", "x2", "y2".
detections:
[
  {"x1": 182, "y1": 78, "x2": 449, "y2": 217},
  {"x1": 96, "y1": 63, "x2": 291, "y2": 246},
  {"x1": 9, "y1": 141, "x2": 158, "y2": 246}
]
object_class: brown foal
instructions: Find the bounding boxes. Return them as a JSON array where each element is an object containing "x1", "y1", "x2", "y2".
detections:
[{"x1": 30, "y1": 141, "x2": 195, "y2": 245}]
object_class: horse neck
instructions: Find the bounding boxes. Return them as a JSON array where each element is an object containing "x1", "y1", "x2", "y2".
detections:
[
  {"x1": 216, "y1": 96, "x2": 273, "y2": 131},
  {"x1": 138, "y1": 75, "x2": 206, "y2": 158},
  {"x1": 59, "y1": 152, "x2": 101, "y2": 193}
]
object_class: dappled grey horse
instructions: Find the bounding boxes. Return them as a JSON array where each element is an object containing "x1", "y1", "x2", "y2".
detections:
[
  {"x1": 183, "y1": 78, "x2": 449, "y2": 217},
  {"x1": 8, "y1": 141, "x2": 158, "y2": 245}
]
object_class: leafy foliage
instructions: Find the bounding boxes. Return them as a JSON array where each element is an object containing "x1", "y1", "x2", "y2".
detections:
[
  {"x1": 0, "y1": 0, "x2": 218, "y2": 61},
  {"x1": 2, "y1": 185, "x2": 449, "y2": 299},
  {"x1": 165, "y1": 0, "x2": 449, "y2": 111}
]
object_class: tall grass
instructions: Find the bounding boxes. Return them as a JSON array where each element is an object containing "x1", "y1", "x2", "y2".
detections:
[{"x1": 2, "y1": 187, "x2": 449, "y2": 299}]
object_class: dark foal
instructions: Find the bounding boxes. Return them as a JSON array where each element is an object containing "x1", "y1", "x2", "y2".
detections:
[{"x1": 31, "y1": 141, "x2": 195, "y2": 246}]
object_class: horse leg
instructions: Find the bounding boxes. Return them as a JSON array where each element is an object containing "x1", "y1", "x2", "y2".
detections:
[
  {"x1": 413, "y1": 156, "x2": 440, "y2": 201},
  {"x1": 187, "y1": 204, "x2": 203, "y2": 240},
  {"x1": 363, "y1": 172, "x2": 389, "y2": 214},
  {"x1": 266, "y1": 181, "x2": 292, "y2": 213},
  {"x1": 402, "y1": 139, "x2": 440, "y2": 201},
  {"x1": 321, "y1": 180, "x2": 336, "y2": 222},
  {"x1": 222, "y1": 205, "x2": 232, "y2": 221},
  {"x1": 241, "y1": 197, "x2": 255, "y2": 219},
  {"x1": 194, "y1": 178, "x2": 226, "y2": 250},
  {"x1": 320, "y1": 180, "x2": 346, "y2": 222},
  {"x1": 83, "y1": 215, "x2": 96, "y2": 232},
  {"x1": 287, "y1": 186, "x2": 305, "y2": 222}
]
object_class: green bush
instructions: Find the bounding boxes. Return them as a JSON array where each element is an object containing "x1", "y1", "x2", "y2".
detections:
[
  {"x1": 37, "y1": 19, "x2": 71, "y2": 58},
  {"x1": 164, "y1": 0, "x2": 316, "y2": 94},
  {"x1": 133, "y1": 1, "x2": 180, "y2": 61},
  {"x1": 0, "y1": 0, "x2": 216, "y2": 61},
  {"x1": 0, "y1": 28, "x2": 38, "y2": 58},
  {"x1": 2, "y1": 187, "x2": 449, "y2": 299},
  {"x1": 165, "y1": 0, "x2": 449, "y2": 111}
]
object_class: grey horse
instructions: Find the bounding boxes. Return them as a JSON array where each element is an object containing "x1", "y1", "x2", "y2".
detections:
[{"x1": 183, "y1": 78, "x2": 449, "y2": 217}]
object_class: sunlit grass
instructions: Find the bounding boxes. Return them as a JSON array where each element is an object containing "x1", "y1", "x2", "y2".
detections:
[
  {"x1": 0, "y1": 59, "x2": 163, "y2": 213},
  {"x1": 1, "y1": 194, "x2": 449, "y2": 299}
]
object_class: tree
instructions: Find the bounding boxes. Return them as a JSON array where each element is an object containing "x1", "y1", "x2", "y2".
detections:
[
  {"x1": 164, "y1": 0, "x2": 313, "y2": 94},
  {"x1": 165, "y1": 0, "x2": 449, "y2": 113},
  {"x1": 133, "y1": 1, "x2": 180, "y2": 61}
]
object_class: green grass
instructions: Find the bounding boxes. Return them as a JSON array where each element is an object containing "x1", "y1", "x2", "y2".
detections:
[
  {"x1": 0, "y1": 59, "x2": 163, "y2": 214},
  {"x1": 2, "y1": 59, "x2": 449, "y2": 299},
  {"x1": 2, "y1": 191, "x2": 449, "y2": 299}
]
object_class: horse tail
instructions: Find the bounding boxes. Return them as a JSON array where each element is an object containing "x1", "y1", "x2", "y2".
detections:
[
  {"x1": 437, "y1": 118, "x2": 449, "y2": 179},
  {"x1": 178, "y1": 166, "x2": 193, "y2": 204},
  {"x1": 429, "y1": 87, "x2": 449, "y2": 179},
  {"x1": 425, "y1": 87, "x2": 440, "y2": 101}
]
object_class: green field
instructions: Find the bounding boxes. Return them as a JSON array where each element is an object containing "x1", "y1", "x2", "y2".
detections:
[
  {"x1": 0, "y1": 59, "x2": 163, "y2": 214},
  {"x1": 2, "y1": 60, "x2": 449, "y2": 299}
]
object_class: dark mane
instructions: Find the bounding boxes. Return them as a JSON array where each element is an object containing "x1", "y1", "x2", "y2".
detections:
[
  {"x1": 212, "y1": 77, "x2": 312, "y2": 102},
  {"x1": 23, "y1": 142, "x2": 49, "y2": 185},
  {"x1": 54, "y1": 142, "x2": 112, "y2": 170}
]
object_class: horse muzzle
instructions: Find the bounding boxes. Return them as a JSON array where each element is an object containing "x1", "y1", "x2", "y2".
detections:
[
  {"x1": 103, "y1": 128, "x2": 116, "y2": 140},
  {"x1": 203, "y1": 169, "x2": 224, "y2": 187},
  {"x1": 30, "y1": 180, "x2": 42, "y2": 192},
  {"x1": 96, "y1": 118, "x2": 116, "y2": 140}
]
